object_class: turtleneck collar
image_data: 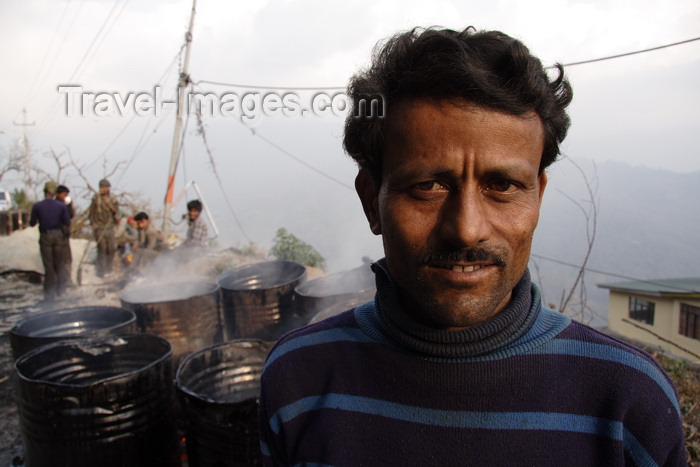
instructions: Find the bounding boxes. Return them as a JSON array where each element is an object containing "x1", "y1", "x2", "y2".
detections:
[{"x1": 368, "y1": 258, "x2": 540, "y2": 359}]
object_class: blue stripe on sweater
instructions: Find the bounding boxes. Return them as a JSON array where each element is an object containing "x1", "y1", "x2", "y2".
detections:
[
  {"x1": 530, "y1": 339, "x2": 681, "y2": 417},
  {"x1": 269, "y1": 393, "x2": 656, "y2": 465},
  {"x1": 264, "y1": 327, "x2": 373, "y2": 369},
  {"x1": 270, "y1": 393, "x2": 622, "y2": 436},
  {"x1": 624, "y1": 427, "x2": 658, "y2": 467}
]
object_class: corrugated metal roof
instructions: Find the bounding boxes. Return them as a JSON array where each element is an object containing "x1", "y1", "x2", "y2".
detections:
[{"x1": 598, "y1": 277, "x2": 700, "y2": 295}]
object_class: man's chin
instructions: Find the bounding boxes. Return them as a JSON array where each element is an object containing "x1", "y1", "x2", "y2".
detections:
[{"x1": 402, "y1": 282, "x2": 512, "y2": 329}]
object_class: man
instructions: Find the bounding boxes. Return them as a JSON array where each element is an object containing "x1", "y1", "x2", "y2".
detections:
[
  {"x1": 131, "y1": 211, "x2": 164, "y2": 268},
  {"x1": 88, "y1": 179, "x2": 119, "y2": 277},
  {"x1": 116, "y1": 215, "x2": 139, "y2": 258},
  {"x1": 55, "y1": 185, "x2": 74, "y2": 284},
  {"x1": 55, "y1": 185, "x2": 74, "y2": 219},
  {"x1": 183, "y1": 199, "x2": 208, "y2": 248},
  {"x1": 258, "y1": 27, "x2": 686, "y2": 465},
  {"x1": 30, "y1": 181, "x2": 71, "y2": 300}
]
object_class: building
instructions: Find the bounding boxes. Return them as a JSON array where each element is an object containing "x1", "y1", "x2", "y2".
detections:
[{"x1": 599, "y1": 278, "x2": 700, "y2": 363}]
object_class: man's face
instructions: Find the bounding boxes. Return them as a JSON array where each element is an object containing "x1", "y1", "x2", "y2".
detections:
[
  {"x1": 99, "y1": 185, "x2": 110, "y2": 196},
  {"x1": 356, "y1": 100, "x2": 547, "y2": 329},
  {"x1": 56, "y1": 192, "x2": 68, "y2": 202},
  {"x1": 188, "y1": 209, "x2": 200, "y2": 221},
  {"x1": 137, "y1": 219, "x2": 149, "y2": 230}
]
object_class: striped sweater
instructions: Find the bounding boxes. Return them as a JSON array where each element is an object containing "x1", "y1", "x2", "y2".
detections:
[{"x1": 259, "y1": 261, "x2": 686, "y2": 466}]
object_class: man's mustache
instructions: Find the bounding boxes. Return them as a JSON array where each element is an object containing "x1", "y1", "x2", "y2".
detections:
[{"x1": 420, "y1": 247, "x2": 507, "y2": 267}]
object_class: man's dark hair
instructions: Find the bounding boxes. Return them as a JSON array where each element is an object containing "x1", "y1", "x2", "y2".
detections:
[
  {"x1": 134, "y1": 211, "x2": 149, "y2": 221},
  {"x1": 187, "y1": 200, "x2": 203, "y2": 212},
  {"x1": 343, "y1": 27, "x2": 573, "y2": 182},
  {"x1": 56, "y1": 185, "x2": 69, "y2": 194}
]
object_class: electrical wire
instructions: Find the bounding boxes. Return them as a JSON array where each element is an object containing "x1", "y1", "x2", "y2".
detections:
[
  {"x1": 113, "y1": 102, "x2": 176, "y2": 186},
  {"x1": 553, "y1": 36, "x2": 700, "y2": 68},
  {"x1": 85, "y1": 45, "x2": 184, "y2": 174},
  {"x1": 196, "y1": 35, "x2": 700, "y2": 91},
  {"x1": 247, "y1": 128, "x2": 354, "y2": 191},
  {"x1": 23, "y1": 1, "x2": 72, "y2": 107},
  {"x1": 530, "y1": 253, "x2": 700, "y2": 293},
  {"x1": 31, "y1": 0, "x2": 129, "y2": 139},
  {"x1": 193, "y1": 107, "x2": 251, "y2": 242}
]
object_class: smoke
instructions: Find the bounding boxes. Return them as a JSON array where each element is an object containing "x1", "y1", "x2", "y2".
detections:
[{"x1": 122, "y1": 245, "x2": 242, "y2": 299}]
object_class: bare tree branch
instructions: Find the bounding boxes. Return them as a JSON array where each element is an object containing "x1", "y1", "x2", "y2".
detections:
[
  {"x1": 557, "y1": 158, "x2": 599, "y2": 319},
  {"x1": 0, "y1": 143, "x2": 24, "y2": 183}
]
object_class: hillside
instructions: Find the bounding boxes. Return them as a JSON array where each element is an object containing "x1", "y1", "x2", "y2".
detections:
[{"x1": 532, "y1": 158, "x2": 700, "y2": 326}]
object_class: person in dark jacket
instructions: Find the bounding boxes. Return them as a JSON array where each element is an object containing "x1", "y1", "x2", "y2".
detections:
[
  {"x1": 30, "y1": 181, "x2": 71, "y2": 299},
  {"x1": 55, "y1": 185, "x2": 74, "y2": 284}
]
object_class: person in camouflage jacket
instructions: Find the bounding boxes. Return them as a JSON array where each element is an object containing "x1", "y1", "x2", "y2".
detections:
[{"x1": 88, "y1": 179, "x2": 119, "y2": 277}]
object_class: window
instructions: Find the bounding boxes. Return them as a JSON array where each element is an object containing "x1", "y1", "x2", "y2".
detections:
[
  {"x1": 629, "y1": 297, "x2": 655, "y2": 325},
  {"x1": 679, "y1": 303, "x2": 700, "y2": 340}
]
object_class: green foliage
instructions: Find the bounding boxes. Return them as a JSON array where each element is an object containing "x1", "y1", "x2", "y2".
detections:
[
  {"x1": 662, "y1": 357, "x2": 690, "y2": 379},
  {"x1": 270, "y1": 227, "x2": 325, "y2": 269},
  {"x1": 12, "y1": 188, "x2": 32, "y2": 210}
]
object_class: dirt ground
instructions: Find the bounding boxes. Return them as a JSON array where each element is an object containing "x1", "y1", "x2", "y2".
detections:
[{"x1": 0, "y1": 273, "x2": 40, "y2": 466}]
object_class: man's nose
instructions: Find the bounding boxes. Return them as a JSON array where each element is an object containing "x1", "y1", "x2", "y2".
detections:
[{"x1": 438, "y1": 188, "x2": 491, "y2": 247}]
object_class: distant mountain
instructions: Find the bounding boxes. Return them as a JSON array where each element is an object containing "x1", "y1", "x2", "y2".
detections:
[{"x1": 532, "y1": 158, "x2": 700, "y2": 327}]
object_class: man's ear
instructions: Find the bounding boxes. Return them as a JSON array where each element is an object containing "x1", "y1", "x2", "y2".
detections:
[{"x1": 355, "y1": 169, "x2": 382, "y2": 235}]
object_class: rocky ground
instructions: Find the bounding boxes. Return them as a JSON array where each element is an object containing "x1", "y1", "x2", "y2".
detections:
[{"x1": 0, "y1": 272, "x2": 42, "y2": 466}]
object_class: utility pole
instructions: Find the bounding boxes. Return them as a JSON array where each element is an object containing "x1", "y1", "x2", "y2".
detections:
[
  {"x1": 13, "y1": 108, "x2": 35, "y2": 198},
  {"x1": 162, "y1": 0, "x2": 197, "y2": 237}
]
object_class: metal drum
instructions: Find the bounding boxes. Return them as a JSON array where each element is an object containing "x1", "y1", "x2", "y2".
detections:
[
  {"x1": 14, "y1": 334, "x2": 178, "y2": 467},
  {"x1": 176, "y1": 339, "x2": 273, "y2": 467},
  {"x1": 119, "y1": 281, "x2": 223, "y2": 366},
  {"x1": 217, "y1": 261, "x2": 306, "y2": 341},
  {"x1": 295, "y1": 265, "x2": 375, "y2": 321},
  {"x1": 9, "y1": 306, "x2": 137, "y2": 361}
]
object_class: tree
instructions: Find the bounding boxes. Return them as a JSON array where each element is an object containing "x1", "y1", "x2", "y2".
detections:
[
  {"x1": 0, "y1": 142, "x2": 23, "y2": 184},
  {"x1": 532, "y1": 158, "x2": 601, "y2": 325},
  {"x1": 270, "y1": 228, "x2": 325, "y2": 269}
]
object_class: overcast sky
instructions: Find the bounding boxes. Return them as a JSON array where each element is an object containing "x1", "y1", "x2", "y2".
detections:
[{"x1": 1, "y1": 0, "x2": 699, "y2": 270}]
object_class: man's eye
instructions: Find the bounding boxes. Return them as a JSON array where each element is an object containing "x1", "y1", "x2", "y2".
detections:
[
  {"x1": 414, "y1": 181, "x2": 443, "y2": 191},
  {"x1": 487, "y1": 180, "x2": 519, "y2": 193}
]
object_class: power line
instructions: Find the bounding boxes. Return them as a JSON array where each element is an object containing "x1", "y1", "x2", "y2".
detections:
[
  {"x1": 248, "y1": 128, "x2": 354, "y2": 191},
  {"x1": 114, "y1": 104, "x2": 175, "y2": 186},
  {"x1": 31, "y1": 0, "x2": 129, "y2": 139},
  {"x1": 195, "y1": 35, "x2": 700, "y2": 93},
  {"x1": 530, "y1": 253, "x2": 700, "y2": 293},
  {"x1": 193, "y1": 108, "x2": 251, "y2": 243},
  {"x1": 85, "y1": 46, "x2": 184, "y2": 173},
  {"x1": 555, "y1": 36, "x2": 700, "y2": 68},
  {"x1": 23, "y1": 1, "x2": 72, "y2": 107}
]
